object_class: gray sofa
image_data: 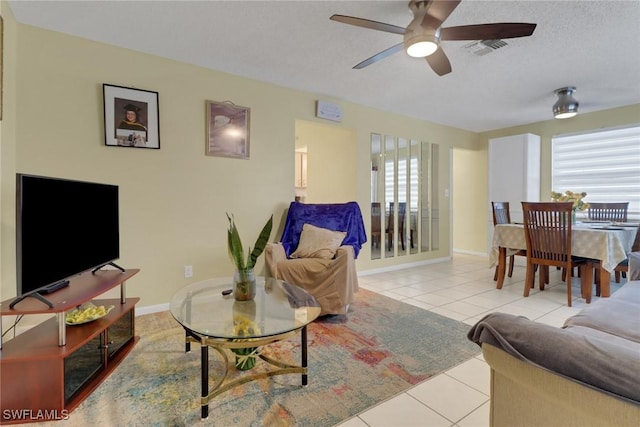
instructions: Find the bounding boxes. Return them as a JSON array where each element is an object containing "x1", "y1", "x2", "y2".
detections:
[{"x1": 468, "y1": 279, "x2": 640, "y2": 427}]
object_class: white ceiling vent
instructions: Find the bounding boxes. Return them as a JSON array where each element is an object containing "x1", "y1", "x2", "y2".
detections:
[{"x1": 463, "y1": 39, "x2": 508, "y2": 56}]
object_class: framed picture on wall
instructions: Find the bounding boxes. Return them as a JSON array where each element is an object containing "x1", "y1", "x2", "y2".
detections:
[
  {"x1": 205, "y1": 100, "x2": 250, "y2": 159},
  {"x1": 103, "y1": 84, "x2": 160, "y2": 149}
]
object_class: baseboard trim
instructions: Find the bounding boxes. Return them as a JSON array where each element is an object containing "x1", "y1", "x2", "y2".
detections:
[
  {"x1": 136, "y1": 303, "x2": 169, "y2": 316},
  {"x1": 358, "y1": 256, "x2": 452, "y2": 276},
  {"x1": 453, "y1": 248, "x2": 488, "y2": 257}
]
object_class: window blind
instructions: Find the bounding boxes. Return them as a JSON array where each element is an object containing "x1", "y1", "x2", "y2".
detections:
[
  {"x1": 552, "y1": 125, "x2": 640, "y2": 220},
  {"x1": 385, "y1": 158, "x2": 419, "y2": 211}
]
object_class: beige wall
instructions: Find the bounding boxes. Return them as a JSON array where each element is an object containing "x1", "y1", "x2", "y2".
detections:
[
  {"x1": 1, "y1": 20, "x2": 480, "y2": 320},
  {"x1": 1, "y1": 3, "x2": 18, "y2": 305},
  {"x1": 452, "y1": 148, "x2": 487, "y2": 254},
  {"x1": 5, "y1": 9, "x2": 637, "y2": 318},
  {"x1": 479, "y1": 104, "x2": 640, "y2": 199},
  {"x1": 451, "y1": 104, "x2": 640, "y2": 255}
]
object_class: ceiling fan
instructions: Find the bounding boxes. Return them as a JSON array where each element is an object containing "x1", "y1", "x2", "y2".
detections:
[{"x1": 330, "y1": 0, "x2": 537, "y2": 76}]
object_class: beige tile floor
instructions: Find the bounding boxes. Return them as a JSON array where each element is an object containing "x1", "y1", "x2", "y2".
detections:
[{"x1": 337, "y1": 253, "x2": 626, "y2": 427}]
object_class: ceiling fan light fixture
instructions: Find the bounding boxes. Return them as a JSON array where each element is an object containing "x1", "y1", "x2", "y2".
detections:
[
  {"x1": 553, "y1": 86, "x2": 579, "y2": 119},
  {"x1": 406, "y1": 40, "x2": 438, "y2": 57},
  {"x1": 404, "y1": 26, "x2": 440, "y2": 58}
]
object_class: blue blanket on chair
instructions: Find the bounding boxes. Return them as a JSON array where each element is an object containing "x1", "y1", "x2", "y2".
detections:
[{"x1": 280, "y1": 201, "x2": 367, "y2": 258}]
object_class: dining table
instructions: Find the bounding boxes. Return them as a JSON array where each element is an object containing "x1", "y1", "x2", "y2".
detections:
[{"x1": 491, "y1": 222, "x2": 639, "y2": 299}]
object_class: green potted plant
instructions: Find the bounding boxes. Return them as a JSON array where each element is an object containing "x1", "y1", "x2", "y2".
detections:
[
  {"x1": 226, "y1": 213, "x2": 273, "y2": 301},
  {"x1": 551, "y1": 190, "x2": 590, "y2": 222}
]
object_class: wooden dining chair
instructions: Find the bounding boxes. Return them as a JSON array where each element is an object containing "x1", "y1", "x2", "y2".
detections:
[
  {"x1": 397, "y1": 202, "x2": 414, "y2": 250},
  {"x1": 613, "y1": 224, "x2": 640, "y2": 283},
  {"x1": 371, "y1": 202, "x2": 382, "y2": 249},
  {"x1": 386, "y1": 203, "x2": 394, "y2": 252},
  {"x1": 587, "y1": 202, "x2": 629, "y2": 222},
  {"x1": 386, "y1": 202, "x2": 414, "y2": 252},
  {"x1": 521, "y1": 202, "x2": 594, "y2": 307},
  {"x1": 491, "y1": 202, "x2": 526, "y2": 280}
]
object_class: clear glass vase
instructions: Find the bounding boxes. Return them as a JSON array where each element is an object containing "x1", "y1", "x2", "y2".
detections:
[
  {"x1": 233, "y1": 268, "x2": 256, "y2": 301},
  {"x1": 232, "y1": 347, "x2": 257, "y2": 370},
  {"x1": 231, "y1": 299, "x2": 258, "y2": 370}
]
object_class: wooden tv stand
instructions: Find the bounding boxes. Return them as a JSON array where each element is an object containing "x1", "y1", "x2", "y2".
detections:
[{"x1": 0, "y1": 269, "x2": 140, "y2": 424}]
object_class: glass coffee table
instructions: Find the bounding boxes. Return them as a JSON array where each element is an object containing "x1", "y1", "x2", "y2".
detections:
[{"x1": 170, "y1": 277, "x2": 321, "y2": 419}]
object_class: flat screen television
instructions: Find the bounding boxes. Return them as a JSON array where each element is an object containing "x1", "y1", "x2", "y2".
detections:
[{"x1": 14, "y1": 174, "x2": 120, "y2": 305}]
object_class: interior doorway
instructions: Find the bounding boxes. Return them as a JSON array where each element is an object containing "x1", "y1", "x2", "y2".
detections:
[{"x1": 294, "y1": 120, "x2": 356, "y2": 203}]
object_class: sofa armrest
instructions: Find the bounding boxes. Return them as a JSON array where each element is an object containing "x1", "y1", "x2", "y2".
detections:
[
  {"x1": 483, "y1": 344, "x2": 640, "y2": 427},
  {"x1": 265, "y1": 242, "x2": 286, "y2": 278},
  {"x1": 335, "y1": 244, "x2": 355, "y2": 260},
  {"x1": 468, "y1": 312, "x2": 640, "y2": 403}
]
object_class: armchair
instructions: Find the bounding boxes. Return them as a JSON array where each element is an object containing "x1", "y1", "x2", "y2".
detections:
[{"x1": 265, "y1": 201, "x2": 367, "y2": 315}]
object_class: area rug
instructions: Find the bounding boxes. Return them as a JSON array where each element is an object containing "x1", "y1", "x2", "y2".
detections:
[{"x1": 35, "y1": 289, "x2": 479, "y2": 426}]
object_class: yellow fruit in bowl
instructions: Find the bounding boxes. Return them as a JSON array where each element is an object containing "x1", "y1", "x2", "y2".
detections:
[{"x1": 66, "y1": 303, "x2": 115, "y2": 324}]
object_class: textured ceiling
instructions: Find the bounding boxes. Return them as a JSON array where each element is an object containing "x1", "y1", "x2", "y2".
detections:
[{"x1": 8, "y1": 0, "x2": 640, "y2": 132}]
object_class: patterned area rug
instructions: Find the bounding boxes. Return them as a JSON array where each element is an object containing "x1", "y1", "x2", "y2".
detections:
[{"x1": 29, "y1": 289, "x2": 479, "y2": 426}]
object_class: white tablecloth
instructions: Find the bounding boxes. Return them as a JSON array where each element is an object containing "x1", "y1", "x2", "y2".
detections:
[{"x1": 491, "y1": 223, "x2": 638, "y2": 272}]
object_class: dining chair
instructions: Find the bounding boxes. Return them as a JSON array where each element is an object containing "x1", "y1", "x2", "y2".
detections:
[
  {"x1": 371, "y1": 202, "x2": 382, "y2": 249},
  {"x1": 613, "y1": 224, "x2": 640, "y2": 283},
  {"x1": 491, "y1": 202, "x2": 526, "y2": 280},
  {"x1": 386, "y1": 202, "x2": 414, "y2": 252},
  {"x1": 397, "y1": 202, "x2": 414, "y2": 250},
  {"x1": 587, "y1": 202, "x2": 629, "y2": 222},
  {"x1": 386, "y1": 203, "x2": 394, "y2": 252},
  {"x1": 521, "y1": 202, "x2": 594, "y2": 307}
]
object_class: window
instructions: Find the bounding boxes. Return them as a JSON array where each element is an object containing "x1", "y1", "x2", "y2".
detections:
[{"x1": 552, "y1": 125, "x2": 640, "y2": 219}]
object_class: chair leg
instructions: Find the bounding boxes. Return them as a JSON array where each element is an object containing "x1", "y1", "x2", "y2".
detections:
[
  {"x1": 524, "y1": 262, "x2": 535, "y2": 297},
  {"x1": 615, "y1": 271, "x2": 621, "y2": 283},
  {"x1": 580, "y1": 262, "x2": 594, "y2": 304},
  {"x1": 493, "y1": 266, "x2": 498, "y2": 281},
  {"x1": 540, "y1": 266, "x2": 548, "y2": 290},
  {"x1": 566, "y1": 272, "x2": 572, "y2": 307},
  {"x1": 539, "y1": 266, "x2": 547, "y2": 291},
  {"x1": 508, "y1": 255, "x2": 515, "y2": 278}
]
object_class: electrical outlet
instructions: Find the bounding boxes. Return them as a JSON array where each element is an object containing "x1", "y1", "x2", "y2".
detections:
[{"x1": 184, "y1": 265, "x2": 193, "y2": 278}]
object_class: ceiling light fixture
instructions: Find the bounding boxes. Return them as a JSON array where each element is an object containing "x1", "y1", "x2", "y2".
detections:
[
  {"x1": 553, "y1": 87, "x2": 579, "y2": 119},
  {"x1": 404, "y1": 1, "x2": 439, "y2": 58},
  {"x1": 405, "y1": 30, "x2": 439, "y2": 57}
]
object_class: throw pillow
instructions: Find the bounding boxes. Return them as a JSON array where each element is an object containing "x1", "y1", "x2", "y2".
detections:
[{"x1": 290, "y1": 223, "x2": 347, "y2": 260}]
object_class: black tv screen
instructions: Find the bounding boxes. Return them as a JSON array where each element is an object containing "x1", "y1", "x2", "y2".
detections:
[{"x1": 16, "y1": 174, "x2": 120, "y2": 296}]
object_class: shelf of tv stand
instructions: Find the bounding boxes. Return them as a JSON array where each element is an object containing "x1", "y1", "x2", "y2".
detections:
[
  {"x1": 0, "y1": 297, "x2": 139, "y2": 361},
  {"x1": 1, "y1": 268, "x2": 139, "y2": 348},
  {"x1": 0, "y1": 269, "x2": 140, "y2": 424},
  {"x1": 0, "y1": 268, "x2": 140, "y2": 315}
]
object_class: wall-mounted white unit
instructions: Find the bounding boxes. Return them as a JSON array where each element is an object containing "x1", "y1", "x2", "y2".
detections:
[{"x1": 488, "y1": 133, "x2": 541, "y2": 251}]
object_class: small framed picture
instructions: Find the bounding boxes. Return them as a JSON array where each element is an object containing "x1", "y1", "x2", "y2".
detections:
[
  {"x1": 103, "y1": 84, "x2": 160, "y2": 149},
  {"x1": 205, "y1": 100, "x2": 250, "y2": 159}
]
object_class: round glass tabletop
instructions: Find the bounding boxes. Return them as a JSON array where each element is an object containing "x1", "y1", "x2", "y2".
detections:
[{"x1": 170, "y1": 277, "x2": 321, "y2": 340}]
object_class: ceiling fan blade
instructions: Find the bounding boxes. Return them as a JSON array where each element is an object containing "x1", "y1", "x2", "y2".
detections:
[
  {"x1": 354, "y1": 43, "x2": 405, "y2": 69},
  {"x1": 426, "y1": 48, "x2": 452, "y2": 76},
  {"x1": 422, "y1": 0, "x2": 462, "y2": 28},
  {"x1": 330, "y1": 14, "x2": 406, "y2": 35},
  {"x1": 440, "y1": 23, "x2": 537, "y2": 41}
]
